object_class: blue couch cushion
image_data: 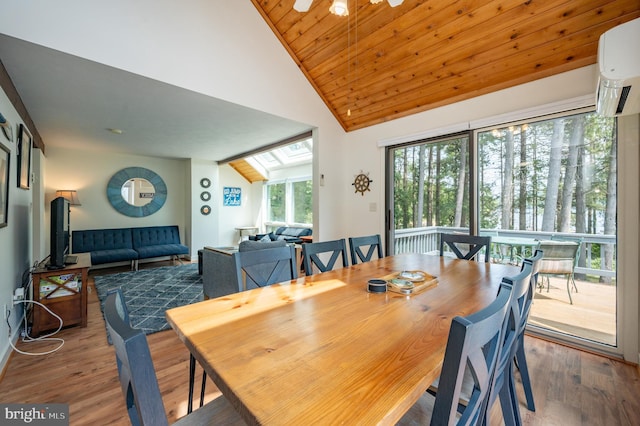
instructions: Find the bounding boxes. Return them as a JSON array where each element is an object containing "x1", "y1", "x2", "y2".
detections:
[
  {"x1": 251, "y1": 228, "x2": 313, "y2": 242},
  {"x1": 132, "y1": 225, "x2": 182, "y2": 248},
  {"x1": 132, "y1": 226, "x2": 188, "y2": 259},
  {"x1": 72, "y1": 228, "x2": 134, "y2": 252},
  {"x1": 135, "y1": 243, "x2": 189, "y2": 259},
  {"x1": 90, "y1": 248, "x2": 139, "y2": 265},
  {"x1": 239, "y1": 240, "x2": 287, "y2": 251},
  {"x1": 72, "y1": 228, "x2": 138, "y2": 265},
  {"x1": 275, "y1": 227, "x2": 312, "y2": 238}
]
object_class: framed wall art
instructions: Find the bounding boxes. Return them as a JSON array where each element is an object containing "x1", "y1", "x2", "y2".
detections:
[
  {"x1": 0, "y1": 112, "x2": 12, "y2": 142},
  {"x1": 17, "y1": 124, "x2": 32, "y2": 190},
  {"x1": 0, "y1": 142, "x2": 10, "y2": 228},
  {"x1": 223, "y1": 187, "x2": 241, "y2": 206}
]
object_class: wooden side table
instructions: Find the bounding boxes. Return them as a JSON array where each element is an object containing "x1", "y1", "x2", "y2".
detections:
[
  {"x1": 30, "y1": 253, "x2": 91, "y2": 336},
  {"x1": 299, "y1": 235, "x2": 313, "y2": 243},
  {"x1": 235, "y1": 226, "x2": 259, "y2": 243}
]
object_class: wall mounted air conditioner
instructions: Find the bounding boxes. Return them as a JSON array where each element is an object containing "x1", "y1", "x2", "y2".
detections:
[{"x1": 596, "y1": 17, "x2": 640, "y2": 117}]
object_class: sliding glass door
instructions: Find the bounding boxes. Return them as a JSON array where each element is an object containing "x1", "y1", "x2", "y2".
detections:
[
  {"x1": 387, "y1": 108, "x2": 619, "y2": 351},
  {"x1": 477, "y1": 110, "x2": 617, "y2": 348},
  {"x1": 388, "y1": 134, "x2": 470, "y2": 255}
]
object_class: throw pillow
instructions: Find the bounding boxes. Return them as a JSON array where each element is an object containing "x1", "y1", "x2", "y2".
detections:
[{"x1": 259, "y1": 234, "x2": 271, "y2": 242}]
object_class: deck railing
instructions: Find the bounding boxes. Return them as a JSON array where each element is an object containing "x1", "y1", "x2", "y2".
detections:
[{"x1": 393, "y1": 227, "x2": 616, "y2": 281}]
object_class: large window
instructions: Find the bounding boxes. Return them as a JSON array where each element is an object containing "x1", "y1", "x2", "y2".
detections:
[
  {"x1": 393, "y1": 135, "x2": 469, "y2": 230},
  {"x1": 267, "y1": 183, "x2": 286, "y2": 222},
  {"x1": 388, "y1": 108, "x2": 619, "y2": 352},
  {"x1": 477, "y1": 112, "x2": 616, "y2": 236},
  {"x1": 266, "y1": 178, "x2": 312, "y2": 227}
]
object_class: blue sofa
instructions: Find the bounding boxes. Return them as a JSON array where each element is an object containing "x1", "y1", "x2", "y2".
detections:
[
  {"x1": 72, "y1": 227, "x2": 138, "y2": 267},
  {"x1": 250, "y1": 226, "x2": 312, "y2": 244},
  {"x1": 132, "y1": 226, "x2": 189, "y2": 261},
  {"x1": 72, "y1": 225, "x2": 188, "y2": 269}
]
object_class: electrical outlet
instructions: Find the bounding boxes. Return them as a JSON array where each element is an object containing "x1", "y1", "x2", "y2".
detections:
[{"x1": 13, "y1": 287, "x2": 24, "y2": 302}]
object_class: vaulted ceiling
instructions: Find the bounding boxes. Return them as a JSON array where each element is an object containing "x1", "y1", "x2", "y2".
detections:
[{"x1": 251, "y1": 0, "x2": 640, "y2": 131}]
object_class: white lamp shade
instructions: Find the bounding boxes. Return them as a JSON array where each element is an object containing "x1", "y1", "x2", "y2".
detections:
[{"x1": 55, "y1": 190, "x2": 81, "y2": 206}]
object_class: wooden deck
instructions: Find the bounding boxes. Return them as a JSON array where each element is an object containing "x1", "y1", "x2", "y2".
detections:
[{"x1": 529, "y1": 275, "x2": 616, "y2": 346}]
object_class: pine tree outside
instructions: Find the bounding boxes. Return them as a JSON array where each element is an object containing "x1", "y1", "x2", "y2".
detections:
[{"x1": 389, "y1": 109, "x2": 617, "y2": 347}]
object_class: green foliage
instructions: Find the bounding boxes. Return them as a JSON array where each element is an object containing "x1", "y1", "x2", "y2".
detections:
[
  {"x1": 393, "y1": 137, "x2": 469, "y2": 228},
  {"x1": 392, "y1": 110, "x2": 616, "y2": 237},
  {"x1": 268, "y1": 183, "x2": 286, "y2": 222},
  {"x1": 293, "y1": 180, "x2": 313, "y2": 224}
]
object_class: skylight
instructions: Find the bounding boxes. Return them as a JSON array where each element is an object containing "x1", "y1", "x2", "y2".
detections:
[{"x1": 249, "y1": 137, "x2": 313, "y2": 171}]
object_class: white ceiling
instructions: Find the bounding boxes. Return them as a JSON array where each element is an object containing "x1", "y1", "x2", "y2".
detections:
[{"x1": 0, "y1": 34, "x2": 312, "y2": 162}]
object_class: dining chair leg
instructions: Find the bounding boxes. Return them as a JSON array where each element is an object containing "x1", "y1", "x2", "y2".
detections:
[
  {"x1": 566, "y1": 275, "x2": 573, "y2": 304},
  {"x1": 515, "y1": 341, "x2": 536, "y2": 412},
  {"x1": 188, "y1": 353, "x2": 196, "y2": 414},
  {"x1": 503, "y1": 367, "x2": 523, "y2": 426}
]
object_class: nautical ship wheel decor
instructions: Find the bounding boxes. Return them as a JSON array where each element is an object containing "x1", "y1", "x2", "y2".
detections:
[{"x1": 352, "y1": 171, "x2": 372, "y2": 196}]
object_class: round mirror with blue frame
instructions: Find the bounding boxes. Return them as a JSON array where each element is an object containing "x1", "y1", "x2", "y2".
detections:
[{"x1": 107, "y1": 167, "x2": 167, "y2": 217}]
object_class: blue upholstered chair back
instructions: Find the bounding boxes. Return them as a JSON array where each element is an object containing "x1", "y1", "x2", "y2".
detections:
[
  {"x1": 348, "y1": 234, "x2": 384, "y2": 264},
  {"x1": 104, "y1": 289, "x2": 169, "y2": 426},
  {"x1": 484, "y1": 261, "x2": 533, "y2": 426},
  {"x1": 132, "y1": 226, "x2": 181, "y2": 248},
  {"x1": 302, "y1": 239, "x2": 349, "y2": 275},
  {"x1": 431, "y1": 283, "x2": 512, "y2": 425},
  {"x1": 234, "y1": 245, "x2": 298, "y2": 291},
  {"x1": 512, "y1": 249, "x2": 544, "y2": 414},
  {"x1": 72, "y1": 228, "x2": 134, "y2": 252},
  {"x1": 439, "y1": 233, "x2": 492, "y2": 263}
]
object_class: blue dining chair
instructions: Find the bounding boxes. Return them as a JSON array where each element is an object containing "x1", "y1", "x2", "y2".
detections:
[
  {"x1": 348, "y1": 234, "x2": 384, "y2": 264},
  {"x1": 103, "y1": 289, "x2": 244, "y2": 425},
  {"x1": 485, "y1": 261, "x2": 533, "y2": 426},
  {"x1": 302, "y1": 239, "x2": 348, "y2": 275},
  {"x1": 439, "y1": 233, "x2": 492, "y2": 263},
  {"x1": 398, "y1": 283, "x2": 513, "y2": 425},
  {"x1": 513, "y1": 249, "x2": 543, "y2": 415},
  {"x1": 234, "y1": 245, "x2": 298, "y2": 291},
  {"x1": 409, "y1": 263, "x2": 533, "y2": 426}
]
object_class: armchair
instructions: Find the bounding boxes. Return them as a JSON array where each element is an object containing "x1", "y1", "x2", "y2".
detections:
[{"x1": 537, "y1": 239, "x2": 581, "y2": 304}]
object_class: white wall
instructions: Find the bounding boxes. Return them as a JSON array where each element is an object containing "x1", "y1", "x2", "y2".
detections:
[
  {"x1": 0, "y1": 87, "x2": 35, "y2": 369},
  {"x1": 216, "y1": 164, "x2": 262, "y2": 247},
  {"x1": 44, "y1": 147, "x2": 189, "y2": 254},
  {"x1": 189, "y1": 159, "x2": 218, "y2": 260},
  {"x1": 0, "y1": 0, "x2": 347, "y2": 243}
]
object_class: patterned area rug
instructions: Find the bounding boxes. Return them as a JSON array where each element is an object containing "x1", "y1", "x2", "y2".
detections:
[{"x1": 94, "y1": 263, "x2": 203, "y2": 337}]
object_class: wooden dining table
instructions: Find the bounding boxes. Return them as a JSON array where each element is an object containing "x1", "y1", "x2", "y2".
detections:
[{"x1": 166, "y1": 253, "x2": 518, "y2": 425}]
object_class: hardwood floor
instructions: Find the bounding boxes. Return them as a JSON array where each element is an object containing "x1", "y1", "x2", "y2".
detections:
[{"x1": 1, "y1": 263, "x2": 639, "y2": 425}]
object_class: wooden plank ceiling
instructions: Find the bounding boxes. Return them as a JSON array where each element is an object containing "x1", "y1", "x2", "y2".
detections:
[{"x1": 251, "y1": 0, "x2": 640, "y2": 131}]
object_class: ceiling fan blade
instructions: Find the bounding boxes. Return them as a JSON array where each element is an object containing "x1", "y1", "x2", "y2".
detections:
[
  {"x1": 387, "y1": 0, "x2": 404, "y2": 6},
  {"x1": 293, "y1": 0, "x2": 314, "y2": 12}
]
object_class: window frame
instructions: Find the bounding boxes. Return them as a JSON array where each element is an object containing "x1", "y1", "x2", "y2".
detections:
[
  {"x1": 385, "y1": 105, "x2": 637, "y2": 360},
  {"x1": 264, "y1": 176, "x2": 313, "y2": 229}
]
